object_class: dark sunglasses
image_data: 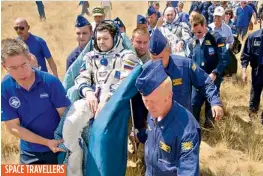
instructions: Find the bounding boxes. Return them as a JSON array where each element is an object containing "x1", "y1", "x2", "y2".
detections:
[
  {"x1": 14, "y1": 26, "x2": 25, "y2": 31},
  {"x1": 225, "y1": 13, "x2": 231, "y2": 15}
]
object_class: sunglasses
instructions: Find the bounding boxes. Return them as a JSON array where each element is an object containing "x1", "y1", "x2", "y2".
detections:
[
  {"x1": 14, "y1": 26, "x2": 25, "y2": 31},
  {"x1": 225, "y1": 13, "x2": 231, "y2": 15}
]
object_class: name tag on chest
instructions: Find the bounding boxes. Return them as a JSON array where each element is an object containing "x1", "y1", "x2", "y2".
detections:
[
  {"x1": 254, "y1": 40, "x2": 261, "y2": 47},
  {"x1": 40, "y1": 93, "x2": 49, "y2": 98},
  {"x1": 208, "y1": 47, "x2": 215, "y2": 55}
]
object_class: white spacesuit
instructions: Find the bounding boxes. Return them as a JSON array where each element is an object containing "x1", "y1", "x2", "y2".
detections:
[
  {"x1": 159, "y1": 17, "x2": 191, "y2": 56},
  {"x1": 62, "y1": 32, "x2": 141, "y2": 176}
]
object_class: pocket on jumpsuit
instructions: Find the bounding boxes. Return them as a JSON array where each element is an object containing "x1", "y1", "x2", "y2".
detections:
[
  {"x1": 157, "y1": 133, "x2": 177, "y2": 174},
  {"x1": 158, "y1": 158, "x2": 177, "y2": 174}
]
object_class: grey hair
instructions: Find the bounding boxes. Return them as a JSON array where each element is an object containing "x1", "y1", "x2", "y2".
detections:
[{"x1": 1, "y1": 38, "x2": 29, "y2": 63}]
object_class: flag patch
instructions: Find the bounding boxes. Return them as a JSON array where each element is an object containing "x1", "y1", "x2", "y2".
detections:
[
  {"x1": 218, "y1": 43, "x2": 225, "y2": 47},
  {"x1": 181, "y1": 141, "x2": 193, "y2": 151}
]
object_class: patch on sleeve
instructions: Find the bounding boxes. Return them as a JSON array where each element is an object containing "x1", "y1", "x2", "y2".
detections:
[
  {"x1": 160, "y1": 141, "x2": 171, "y2": 153},
  {"x1": 114, "y1": 71, "x2": 121, "y2": 79},
  {"x1": 124, "y1": 59, "x2": 136, "y2": 70},
  {"x1": 205, "y1": 40, "x2": 212, "y2": 45},
  {"x1": 218, "y1": 43, "x2": 225, "y2": 47},
  {"x1": 80, "y1": 63, "x2": 87, "y2": 72},
  {"x1": 191, "y1": 63, "x2": 197, "y2": 71},
  {"x1": 172, "y1": 78, "x2": 182, "y2": 86},
  {"x1": 181, "y1": 141, "x2": 193, "y2": 151}
]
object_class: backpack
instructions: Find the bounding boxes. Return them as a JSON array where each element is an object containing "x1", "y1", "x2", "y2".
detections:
[{"x1": 224, "y1": 50, "x2": 238, "y2": 76}]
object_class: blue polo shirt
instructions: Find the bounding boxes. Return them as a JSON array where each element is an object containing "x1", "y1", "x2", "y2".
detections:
[
  {"x1": 1, "y1": 70, "x2": 71, "y2": 152},
  {"x1": 23, "y1": 33, "x2": 52, "y2": 72},
  {"x1": 236, "y1": 5, "x2": 254, "y2": 27}
]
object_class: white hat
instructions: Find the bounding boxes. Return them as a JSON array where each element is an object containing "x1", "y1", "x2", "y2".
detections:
[{"x1": 213, "y1": 6, "x2": 225, "y2": 16}]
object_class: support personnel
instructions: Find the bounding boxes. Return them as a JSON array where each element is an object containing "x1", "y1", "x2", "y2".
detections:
[
  {"x1": 188, "y1": 13, "x2": 229, "y2": 126},
  {"x1": 147, "y1": 6, "x2": 158, "y2": 34},
  {"x1": 131, "y1": 27, "x2": 150, "y2": 63},
  {"x1": 135, "y1": 60, "x2": 200, "y2": 176},
  {"x1": 66, "y1": 15, "x2": 92, "y2": 70},
  {"x1": 147, "y1": 28, "x2": 224, "y2": 123},
  {"x1": 241, "y1": 12, "x2": 263, "y2": 123},
  {"x1": 1, "y1": 39, "x2": 70, "y2": 164}
]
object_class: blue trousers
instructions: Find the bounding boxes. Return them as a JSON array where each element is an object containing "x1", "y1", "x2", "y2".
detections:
[
  {"x1": 249, "y1": 66, "x2": 263, "y2": 120},
  {"x1": 236, "y1": 26, "x2": 248, "y2": 40},
  {"x1": 20, "y1": 150, "x2": 58, "y2": 164},
  {"x1": 36, "y1": 1, "x2": 45, "y2": 19},
  {"x1": 192, "y1": 76, "x2": 222, "y2": 123}
]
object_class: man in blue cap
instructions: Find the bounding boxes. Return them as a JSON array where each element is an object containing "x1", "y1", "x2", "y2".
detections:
[
  {"x1": 137, "y1": 14, "x2": 148, "y2": 29},
  {"x1": 114, "y1": 17, "x2": 126, "y2": 33},
  {"x1": 135, "y1": 59, "x2": 200, "y2": 176},
  {"x1": 187, "y1": 13, "x2": 228, "y2": 127},
  {"x1": 147, "y1": 6, "x2": 158, "y2": 34},
  {"x1": 66, "y1": 15, "x2": 92, "y2": 70},
  {"x1": 146, "y1": 28, "x2": 224, "y2": 124}
]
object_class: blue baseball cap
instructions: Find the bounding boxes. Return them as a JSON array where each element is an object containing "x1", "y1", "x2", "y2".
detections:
[
  {"x1": 114, "y1": 17, "x2": 125, "y2": 28},
  {"x1": 149, "y1": 28, "x2": 167, "y2": 56},
  {"x1": 75, "y1": 15, "x2": 90, "y2": 27},
  {"x1": 136, "y1": 60, "x2": 168, "y2": 96},
  {"x1": 137, "y1": 14, "x2": 147, "y2": 24},
  {"x1": 147, "y1": 6, "x2": 157, "y2": 16}
]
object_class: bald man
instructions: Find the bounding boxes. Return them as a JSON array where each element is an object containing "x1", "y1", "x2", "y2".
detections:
[
  {"x1": 14, "y1": 18, "x2": 58, "y2": 77},
  {"x1": 135, "y1": 60, "x2": 200, "y2": 176},
  {"x1": 157, "y1": 7, "x2": 191, "y2": 56}
]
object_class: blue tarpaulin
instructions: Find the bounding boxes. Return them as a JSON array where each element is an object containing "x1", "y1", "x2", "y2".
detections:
[{"x1": 86, "y1": 66, "x2": 142, "y2": 176}]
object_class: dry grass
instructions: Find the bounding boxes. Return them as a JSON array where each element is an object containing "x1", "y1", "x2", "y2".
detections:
[{"x1": 1, "y1": 1, "x2": 263, "y2": 175}]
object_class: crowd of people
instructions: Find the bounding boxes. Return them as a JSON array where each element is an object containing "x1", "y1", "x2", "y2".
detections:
[{"x1": 1, "y1": 1, "x2": 263, "y2": 176}]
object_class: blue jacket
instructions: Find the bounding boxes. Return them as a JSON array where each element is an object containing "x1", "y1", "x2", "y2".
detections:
[
  {"x1": 241, "y1": 29, "x2": 263, "y2": 69},
  {"x1": 137, "y1": 56, "x2": 221, "y2": 141},
  {"x1": 145, "y1": 100, "x2": 200, "y2": 176},
  {"x1": 165, "y1": 55, "x2": 221, "y2": 111},
  {"x1": 198, "y1": 1, "x2": 212, "y2": 22},
  {"x1": 187, "y1": 31, "x2": 229, "y2": 76},
  {"x1": 66, "y1": 46, "x2": 83, "y2": 71}
]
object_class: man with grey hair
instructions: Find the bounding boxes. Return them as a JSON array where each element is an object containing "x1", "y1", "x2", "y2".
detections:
[
  {"x1": 157, "y1": 6, "x2": 192, "y2": 56},
  {"x1": 1, "y1": 38, "x2": 71, "y2": 164},
  {"x1": 209, "y1": 6, "x2": 234, "y2": 50}
]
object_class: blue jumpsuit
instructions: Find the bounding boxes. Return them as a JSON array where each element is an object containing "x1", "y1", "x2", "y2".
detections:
[
  {"x1": 187, "y1": 31, "x2": 229, "y2": 123},
  {"x1": 145, "y1": 100, "x2": 200, "y2": 176},
  {"x1": 241, "y1": 29, "x2": 263, "y2": 120}
]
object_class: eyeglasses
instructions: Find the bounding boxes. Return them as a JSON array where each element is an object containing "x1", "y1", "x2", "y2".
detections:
[
  {"x1": 14, "y1": 26, "x2": 25, "y2": 31},
  {"x1": 32, "y1": 65, "x2": 41, "y2": 71},
  {"x1": 225, "y1": 13, "x2": 231, "y2": 15},
  {"x1": 5, "y1": 62, "x2": 30, "y2": 71}
]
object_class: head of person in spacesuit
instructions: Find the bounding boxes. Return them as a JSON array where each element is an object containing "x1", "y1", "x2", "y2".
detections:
[
  {"x1": 163, "y1": 6, "x2": 177, "y2": 24},
  {"x1": 94, "y1": 21, "x2": 120, "y2": 52}
]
